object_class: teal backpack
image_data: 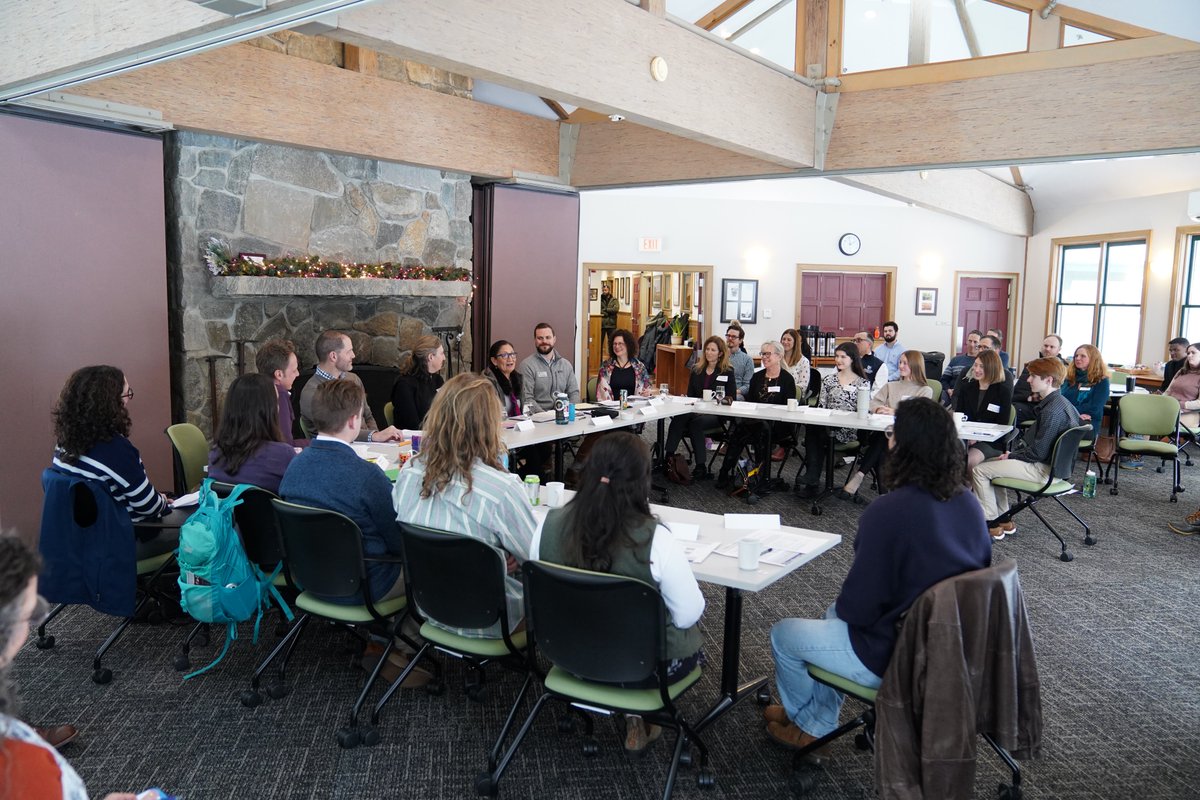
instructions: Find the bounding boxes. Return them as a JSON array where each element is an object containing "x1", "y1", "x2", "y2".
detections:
[{"x1": 176, "y1": 479, "x2": 293, "y2": 679}]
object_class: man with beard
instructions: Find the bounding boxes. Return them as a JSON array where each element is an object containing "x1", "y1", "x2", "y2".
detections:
[
  {"x1": 876, "y1": 321, "x2": 904, "y2": 382},
  {"x1": 852, "y1": 331, "x2": 889, "y2": 389},
  {"x1": 299, "y1": 330, "x2": 403, "y2": 442},
  {"x1": 518, "y1": 322, "x2": 581, "y2": 413},
  {"x1": 1011, "y1": 334, "x2": 1069, "y2": 422}
]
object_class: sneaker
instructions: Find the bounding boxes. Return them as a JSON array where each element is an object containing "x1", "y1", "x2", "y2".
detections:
[
  {"x1": 765, "y1": 721, "x2": 831, "y2": 763},
  {"x1": 624, "y1": 716, "x2": 663, "y2": 754},
  {"x1": 1120, "y1": 457, "x2": 1145, "y2": 470},
  {"x1": 1167, "y1": 518, "x2": 1200, "y2": 536},
  {"x1": 1001, "y1": 520, "x2": 1016, "y2": 536},
  {"x1": 762, "y1": 704, "x2": 789, "y2": 725},
  {"x1": 989, "y1": 525, "x2": 1006, "y2": 541}
]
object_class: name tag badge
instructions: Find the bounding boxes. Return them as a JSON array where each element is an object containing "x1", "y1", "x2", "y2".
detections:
[
  {"x1": 538, "y1": 371, "x2": 548, "y2": 378},
  {"x1": 987, "y1": 403, "x2": 1001, "y2": 413},
  {"x1": 767, "y1": 386, "x2": 781, "y2": 393},
  {"x1": 716, "y1": 375, "x2": 728, "y2": 382}
]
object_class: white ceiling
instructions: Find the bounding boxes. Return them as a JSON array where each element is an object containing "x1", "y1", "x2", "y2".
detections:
[
  {"x1": 980, "y1": 153, "x2": 1200, "y2": 212},
  {"x1": 1068, "y1": 0, "x2": 1200, "y2": 44}
]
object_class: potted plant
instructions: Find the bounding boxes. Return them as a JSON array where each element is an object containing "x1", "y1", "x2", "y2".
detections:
[{"x1": 669, "y1": 313, "x2": 689, "y2": 345}]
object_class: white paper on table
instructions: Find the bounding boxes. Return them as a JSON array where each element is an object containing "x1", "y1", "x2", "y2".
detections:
[
  {"x1": 515, "y1": 419, "x2": 535, "y2": 432},
  {"x1": 648, "y1": 397, "x2": 665, "y2": 407},
  {"x1": 170, "y1": 491, "x2": 201, "y2": 509},
  {"x1": 639, "y1": 405, "x2": 659, "y2": 416},
  {"x1": 591, "y1": 415, "x2": 614, "y2": 428},
  {"x1": 724, "y1": 513, "x2": 780, "y2": 530},
  {"x1": 664, "y1": 522, "x2": 700, "y2": 542},
  {"x1": 805, "y1": 407, "x2": 833, "y2": 416},
  {"x1": 671, "y1": 396, "x2": 698, "y2": 405},
  {"x1": 715, "y1": 530, "x2": 826, "y2": 564},
  {"x1": 730, "y1": 400, "x2": 758, "y2": 412},
  {"x1": 680, "y1": 541, "x2": 718, "y2": 564},
  {"x1": 598, "y1": 400, "x2": 620, "y2": 408}
]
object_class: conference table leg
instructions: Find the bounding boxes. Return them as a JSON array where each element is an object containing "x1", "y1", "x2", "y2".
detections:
[{"x1": 694, "y1": 585, "x2": 769, "y2": 733}]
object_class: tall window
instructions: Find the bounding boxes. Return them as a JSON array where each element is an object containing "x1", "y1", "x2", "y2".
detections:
[
  {"x1": 1053, "y1": 236, "x2": 1148, "y2": 365},
  {"x1": 1179, "y1": 234, "x2": 1200, "y2": 342}
]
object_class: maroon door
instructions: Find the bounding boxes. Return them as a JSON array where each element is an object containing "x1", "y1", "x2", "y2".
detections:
[{"x1": 958, "y1": 277, "x2": 1011, "y2": 351}]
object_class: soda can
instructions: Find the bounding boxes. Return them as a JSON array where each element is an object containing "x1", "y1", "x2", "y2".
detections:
[
  {"x1": 523, "y1": 474, "x2": 541, "y2": 505},
  {"x1": 411, "y1": 432, "x2": 422, "y2": 453}
]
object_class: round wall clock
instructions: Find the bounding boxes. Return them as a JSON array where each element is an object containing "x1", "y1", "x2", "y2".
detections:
[{"x1": 839, "y1": 233, "x2": 861, "y2": 256}]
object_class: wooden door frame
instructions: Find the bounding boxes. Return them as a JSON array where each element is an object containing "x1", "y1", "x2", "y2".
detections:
[
  {"x1": 794, "y1": 264, "x2": 897, "y2": 336},
  {"x1": 952, "y1": 271, "x2": 1022, "y2": 360},
  {"x1": 581, "y1": 262, "x2": 714, "y2": 369}
]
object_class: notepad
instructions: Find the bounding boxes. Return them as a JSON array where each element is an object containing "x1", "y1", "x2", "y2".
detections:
[
  {"x1": 664, "y1": 522, "x2": 700, "y2": 541},
  {"x1": 680, "y1": 542, "x2": 718, "y2": 564}
]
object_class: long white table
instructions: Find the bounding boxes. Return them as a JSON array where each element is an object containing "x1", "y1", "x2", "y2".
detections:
[{"x1": 531, "y1": 488, "x2": 842, "y2": 732}]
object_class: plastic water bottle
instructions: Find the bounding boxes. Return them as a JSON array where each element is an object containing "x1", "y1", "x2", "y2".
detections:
[
  {"x1": 554, "y1": 392, "x2": 568, "y2": 425},
  {"x1": 1083, "y1": 470, "x2": 1097, "y2": 498},
  {"x1": 856, "y1": 385, "x2": 870, "y2": 418}
]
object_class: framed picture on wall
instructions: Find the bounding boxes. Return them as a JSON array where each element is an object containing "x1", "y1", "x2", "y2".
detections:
[
  {"x1": 721, "y1": 279, "x2": 758, "y2": 324},
  {"x1": 663, "y1": 273, "x2": 672, "y2": 310},
  {"x1": 590, "y1": 288, "x2": 598, "y2": 301},
  {"x1": 682, "y1": 273, "x2": 693, "y2": 310},
  {"x1": 624, "y1": 276, "x2": 630, "y2": 301},
  {"x1": 651, "y1": 274, "x2": 662, "y2": 309},
  {"x1": 915, "y1": 287, "x2": 938, "y2": 316}
]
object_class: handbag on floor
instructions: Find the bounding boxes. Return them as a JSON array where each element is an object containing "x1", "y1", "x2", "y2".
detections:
[{"x1": 665, "y1": 453, "x2": 693, "y2": 486}]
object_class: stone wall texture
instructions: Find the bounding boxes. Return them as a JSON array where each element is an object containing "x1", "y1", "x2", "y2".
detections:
[{"x1": 165, "y1": 131, "x2": 473, "y2": 435}]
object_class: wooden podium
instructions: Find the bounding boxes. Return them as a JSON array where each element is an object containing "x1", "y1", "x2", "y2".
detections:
[{"x1": 656, "y1": 344, "x2": 694, "y2": 395}]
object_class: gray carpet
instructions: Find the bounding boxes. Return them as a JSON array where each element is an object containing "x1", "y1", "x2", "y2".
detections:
[{"x1": 11, "y1": 440, "x2": 1200, "y2": 799}]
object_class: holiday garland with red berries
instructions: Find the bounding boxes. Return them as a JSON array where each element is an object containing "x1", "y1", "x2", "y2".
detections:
[{"x1": 203, "y1": 237, "x2": 469, "y2": 281}]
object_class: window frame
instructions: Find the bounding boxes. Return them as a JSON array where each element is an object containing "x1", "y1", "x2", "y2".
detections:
[
  {"x1": 1046, "y1": 230, "x2": 1151, "y2": 364},
  {"x1": 1168, "y1": 224, "x2": 1200, "y2": 342}
]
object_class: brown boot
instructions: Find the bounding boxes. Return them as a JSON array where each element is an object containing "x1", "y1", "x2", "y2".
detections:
[
  {"x1": 624, "y1": 715, "x2": 663, "y2": 755},
  {"x1": 762, "y1": 704, "x2": 789, "y2": 725},
  {"x1": 36, "y1": 725, "x2": 78, "y2": 749},
  {"x1": 766, "y1": 721, "x2": 831, "y2": 763}
]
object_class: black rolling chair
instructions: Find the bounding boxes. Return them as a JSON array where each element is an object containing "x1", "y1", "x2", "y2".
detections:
[
  {"x1": 36, "y1": 468, "x2": 178, "y2": 685},
  {"x1": 174, "y1": 482, "x2": 295, "y2": 673},
  {"x1": 247, "y1": 499, "x2": 412, "y2": 749},
  {"x1": 992, "y1": 424, "x2": 1094, "y2": 562},
  {"x1": 371, "y1": 524, "x2": 534, "y2": 770},
  {"x1": 477, "y1": 561, "x2": 712, "y2": 799}
]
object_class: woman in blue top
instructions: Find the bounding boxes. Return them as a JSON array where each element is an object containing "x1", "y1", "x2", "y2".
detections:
[
  {"x1": 766, "y1": 398, "x2": 992, "y2": 753},
  {"x1": 1060, "y1": 344, "x2": 1110, "y2": 439}
]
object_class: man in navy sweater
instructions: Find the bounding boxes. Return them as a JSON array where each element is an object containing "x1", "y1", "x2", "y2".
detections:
[{"x1": 279, "y1": 378, "x2": 404, "y2": 604}]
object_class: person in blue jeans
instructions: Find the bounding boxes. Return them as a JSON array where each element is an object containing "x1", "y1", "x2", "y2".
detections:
[{"x1": 764, "y1": 398, "x2": 992, "y2": 755}]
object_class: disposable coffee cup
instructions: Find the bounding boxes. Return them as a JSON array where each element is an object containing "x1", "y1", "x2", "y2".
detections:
[
  {"x1": 738, "y1": 538, "x2": 762, "y2": 571},
  {"x1": 787, "y1": 398, "x2": 798, "y2": 411},
  {"x1": 955, "y1": 412, "x2": 967, "y2": 426},
  {"x1": 545, "y1": 481, "x2": 565, "y2": 507},
  {"x1": 703, "y1": 389, "x2": 714, "y2": 401}
]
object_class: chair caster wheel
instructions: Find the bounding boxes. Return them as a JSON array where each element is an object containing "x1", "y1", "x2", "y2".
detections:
[
  {"x1": 557, "y1": 716, "x2": 576, "y2": 734},
  {"x1": 1084, "y1": 535, "x2": 1096, "y2": 546},
  {"x1": 424, "y1": 681, "x2": 446, "y2": 697},
  {"x1": 196, "y1": 632, "x2": 210, "y2": 647},
  {"x1": 854, "y1": 732, "x2": 872, "y2": 750},
  {"x1": 146, "y1": 610, "x2": 165, "y2": 625},
  {"x1": 173, "y1": 654, "x2": 190, "y2": 672},
  {"x1": 746, "y1": 494, "x2": 760, "y2": 506},
  {"x1": 266, "y1": 682, "x2": 289, "y2": 700},
  {"x1": 1170, "y1": 495, "x2": 1179, "y2": 503},
  {"x1": 240, "y1": 690, "x2": 263, "y2": 708},
  {"x1": 465, "y1": 683, "x2": 487, "y2": 703},
  {"x1": 474, "y1": 772, "x2": 499, "y2": 797},
  {"x1": 1156, "y1": 466, "x2": 1165, "y2": 473},
  {"x1": 1109, "y1": 487, "x2": 1118, "y2": 495},
  {"x1": 697, "y1": 770, "x2": 716, "y2": 789},
  {"x1": 1060, "y1": 551, "x2": 1075, "y2": 563},
  {"x1": 811, "y1": 505, "x2": 823, "y2": 516},
  {"x1": 92, "y1": 668, "x2": 113, "y2": 685},
  {"x1": 789, "y1": 767, "x2": 817, "y2": 796},
  {"x1": 756, "y1": 686, "x2": 772, "y2": 705},
  {"x1": 36, "y1": 635, "x2": 55, "y2": 650},
  {"x1": 581, "y1": 738, "x2": 599, "y2": 757},
  {"x1": 335, "y1": 727, "x2": 360, "y2": 749},
  {"x1": 359, "y1": 725, "x2": 380, "y2": 747},
  {"x1": 678, "y1": 749, "x2": 694, "y2": 768},
  {"x1": 998, "y1": 781, "x2": 1022, "y2": 800}
]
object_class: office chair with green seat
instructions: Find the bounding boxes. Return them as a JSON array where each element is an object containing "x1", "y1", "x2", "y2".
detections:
[
  {"x1": 251, "y1": 499, "x2": 414, "y2": 749},
  {"x1": 992, "y1": 424, "x2": 1094, "y2": 561},
  {"x1": 372, "y1": 524, "x2": 533, "y2": 771},
  {"x1": 586, "y1": 376, "x2": 598, "y2": 403},
  {"x1": 165, "y1": 422, "x2": 209, "y2": 494},
  {"x1": 1109, "y1": 393, "x2": 1183, "y2": 502},
  {"x1": 477, "y1": 561, "x2": 713, "y2": 799},
  {"x1": 383, "y1": 401, "x2": 394, "y2": 427},
  {"x1": 925, "y1": 378, "x2": 942, "y2": 403}
]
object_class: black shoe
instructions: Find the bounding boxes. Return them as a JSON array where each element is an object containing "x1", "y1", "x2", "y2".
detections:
[
  {"x1": 834, "y1": 488, "x2": 856, "y2": 502},
  {"x1": 795, "y1": 483, "x2": 820, "y2": 499},
  {"x1": 715, "y1": 472, "x2": 732, "y2": 490},
  {"x1": 693, "y1": 466, "x2": 712, "y2": 481}
]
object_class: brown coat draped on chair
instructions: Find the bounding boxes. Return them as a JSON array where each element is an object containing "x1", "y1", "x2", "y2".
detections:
[{"x1": 874, "y1": 559, "x2": 1043, "y2": 800}]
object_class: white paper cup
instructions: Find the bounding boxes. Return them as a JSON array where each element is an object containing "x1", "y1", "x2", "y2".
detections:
[
  {"x1": 545, "y1": 481, "x2": 565, "y2": 507},
  {"x1": 738, "y1": 538, "x2": 762, "y2": 571},
  {"x1": 787, "y1": 398, "x2": 798, "y2": 411},
  {"x1": 955, "y1": 412, "x2": 967, "y2": 425},
  {"x1": 702, "y1": 389, "x2": 714, "y2": 401}
]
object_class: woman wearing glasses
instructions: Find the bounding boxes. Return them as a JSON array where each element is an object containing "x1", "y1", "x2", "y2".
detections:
[
  {"x1": 0, "y1": 534, "x2": 142, "y2": 799},
  {"x1": 765, "y1": 398, "x2": 991, "y2": 752},
  {"x1": 715, "y1": 341, "x2": 796, "y2": 490},
  {"x1": 483, "y1": 340, "x2": 524, "y2": 417},
  {"x1": 596, "y1": 328, "x2": 654, "y2": 402}
]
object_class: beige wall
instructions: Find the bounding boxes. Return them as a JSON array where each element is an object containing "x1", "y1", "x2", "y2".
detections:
[{"x1": 0, "y1": 113, "x2": 171, "y2": 542}]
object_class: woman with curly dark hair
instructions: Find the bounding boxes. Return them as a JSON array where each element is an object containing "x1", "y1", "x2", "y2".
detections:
[
  {"x1": 51, "y1": 365, "x2": 168, "y2": 522},
  {"x1": 764, "y1": 398, "x2": 991, "y2": 754},
  {"x1": 208, "y1": 373, "x2": 296, "y2": 494}
]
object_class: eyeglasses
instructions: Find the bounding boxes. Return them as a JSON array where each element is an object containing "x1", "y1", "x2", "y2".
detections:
[
  {"x1": 121, "y1": 390, "x2": 135, "y2": 400},
  {"x1": 884, "y1": 426, "x2": 894, "y2": 440},
  {"x1": 495, "y1": 353, "x2": 517, "y2": 360},
  {"x1": 759, "y1": 351, "x2": 777, "y2": 359}
]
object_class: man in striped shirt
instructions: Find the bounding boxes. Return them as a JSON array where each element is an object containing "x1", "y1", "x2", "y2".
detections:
[{"x1": 298, "y1": 330, "x2": 402, "y2": 443}]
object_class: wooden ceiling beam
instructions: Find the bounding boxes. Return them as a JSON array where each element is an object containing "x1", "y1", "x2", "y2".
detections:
[
  {"x1": 328, "y1": 0, "x2": 817, "y2": 168},
  {"x1": 68, "y1": 43, "x2": 560, "y2": 179},
  {"x1": 694, "y1": 0, "x2": 755, "y2": 32},
  {"x1": 826, "y1": 49, "x2": 1200, "y2": 171},
  {"x1": 990, "y1": 0, "x2": 1161, "y2": 39}
]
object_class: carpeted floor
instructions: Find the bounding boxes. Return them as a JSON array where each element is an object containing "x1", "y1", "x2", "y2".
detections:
[{"x1": 11, "y1": 438, "x2": 1200, "y2": 799}]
